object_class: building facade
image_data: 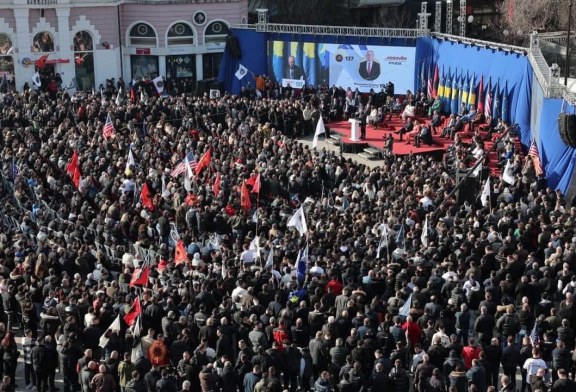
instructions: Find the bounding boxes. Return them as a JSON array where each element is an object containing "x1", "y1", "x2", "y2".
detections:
[{"x1": 0, "y1": 0, "x2": 247, "y2": 91}]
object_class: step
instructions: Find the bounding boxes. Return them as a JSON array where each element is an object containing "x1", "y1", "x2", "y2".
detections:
[
  {"x1": 325, "y1": 138, "x2": 340, "y2": 145},
  {"x1": 330, "y1": 133, "x2": 342, "y2": 141},
  {"x1": 359, "y1": 151, "x2": 382, "y2": 160}
]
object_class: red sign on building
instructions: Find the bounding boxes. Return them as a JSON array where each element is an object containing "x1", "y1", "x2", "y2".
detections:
[{"x1": 136, "y1": 48, "x2": 151, "y2": 55}]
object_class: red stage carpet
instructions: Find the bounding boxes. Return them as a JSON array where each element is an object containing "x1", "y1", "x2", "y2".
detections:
[
  {"x1": 326, "y1": 116, "x2": 517, "y2": 176},
  {"x1": 327, "y1": 117, "x2": 446, "y2": 156}
]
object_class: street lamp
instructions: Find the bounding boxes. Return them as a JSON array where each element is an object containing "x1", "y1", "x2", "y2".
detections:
[{"x1": 566, "y1": 0, "x2": 573, "y2": 86}]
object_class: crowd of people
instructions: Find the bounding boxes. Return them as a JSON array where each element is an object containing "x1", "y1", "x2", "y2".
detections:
[{"x1": 0, "y1": 76, "x2": 573, "y2": 392}]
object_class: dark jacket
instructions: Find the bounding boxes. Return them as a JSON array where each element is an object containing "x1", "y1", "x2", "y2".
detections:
[
  {"x1": 30, "y1": 343, "x2": 48, "y2": 372},
  {"x1": 466, "y1": 365, "x2": 486, "y2": 392}
]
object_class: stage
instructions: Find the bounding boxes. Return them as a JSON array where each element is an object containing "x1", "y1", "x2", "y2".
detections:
[{"x1": 326, "y1": 116, "x2": 447, "y2": 158}]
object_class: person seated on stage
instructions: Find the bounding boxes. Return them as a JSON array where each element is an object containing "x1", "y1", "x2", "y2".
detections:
[
  {"x1": 385, "y1": 133, "x2": 394, "y2": 155},
  {"x1": 344, "y1": 95, "x2": 357, "y2": 120},
  {"x1": 329, "y1": 97, "x2": 343, "y2": 123},
  {"x1": 486, "y1": 118, "x2": 506, "y2": 140},
  {"x1": 395, "y1": 117, "x2": 414, "y2": 141},
  {"x1": 442, "y1": 114, "x2": 464, "y2": 139},
  {"x1": 461, "y1": 105, "x2": 477, "y2": 123},
  {"x1": 405, "y1": 119, "x2": 422, "y2": 145},
  {"x1": 430, "y1": 111, "x2": 442, "y2": 134},
  {"x1": 468, "y1": 140, "x2": 485, "y2": 164},
  {"x1": 459, "y1": 102, "x2": 469, "y2": 116},
  {"x1": 368, "y1": 107, "x2": 383, "y2": 129},
  {"x1": 428, "y1": 97, "x2": 442, "y2": 117},
  {"x1": 441, "y1": 114, "x2": 456, "y2": 138},
  {"x1": 387, "y1": 97, "x2": 403, "y2": 120},
  {"x1": 470, "y1": 109, "x2": 485, "y2": 131},
  {"x1": 401, "y1": 101, "x2": 416, "y2": 122},
  {"x1": 414, "y1": 125, "x2": 433, "y2": 147}
]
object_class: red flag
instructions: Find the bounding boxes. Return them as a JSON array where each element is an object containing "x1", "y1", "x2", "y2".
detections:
[
  {"x1": 157, "y1": 259, "x2": 168, "y2": 272},
  {"x1": 72, "y1": 166, "x2": 81, "y2": 189},
  {"x1": 246, "y1": 174, "x2": 258, "y2": 187},
  {"x1": 35, "y1": 55, "x2": 49, "y2": 69},
  {"x1": 477, "y1": 75, "x2": 485, "y2": 114},
  {"x1": 194, "y1": 148, "x2": 212, "y2": 175},
  {"x1": 141, "y1": 183, "x2": 154, "y2": 211},
  {"x1": 66, "y1": 151, "x2": 79, "y2": 177},
  {"x1": 251, "y1": 173, "x2": 261, "y2": 194},
  {"x1": 123, "y1": 297, "x2": 141, "y2": 326},
  {"x1": 432, "y1": 65, "x2": 439, "y2": 98},
  {"x1": 175, "y1": 240, "x2": 187, "y2": 265},
  {"x1": 213, "y1": 172, "x2": 221, "y2": 196},
  {"x1": 240, "y1": 180, "x2": 251, "y2": 213},
  {"x1": 130, "y1": 87, "x2": 136, "y2": 103},
  {"x1": 129, "y1": 267, "x2": 150, "y2": 287}
]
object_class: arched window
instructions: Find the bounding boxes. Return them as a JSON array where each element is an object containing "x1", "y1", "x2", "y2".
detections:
[
  {"x1": 167, "y1": 22, "x2": 194, "y2": 46},
  {"x1": 204, "y1": 21, "x2": 230, "y2": 45},
  {"x1": 129, "y1": 23, "x2": 157, "y2": 46},
  {"x1": 32, "y1": 31, "x2": 55, "y2": 52},
  {"x1": 74, "y1": 31, "x2": 94, "y2": 91},
  {"x1": 0, "y1": 34, "x2": 14, "y2": 92}
]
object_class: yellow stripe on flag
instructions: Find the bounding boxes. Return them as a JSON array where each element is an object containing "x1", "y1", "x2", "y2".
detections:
[{"x1": 273, "y1": 41, "x2": 284, "y2": 57}]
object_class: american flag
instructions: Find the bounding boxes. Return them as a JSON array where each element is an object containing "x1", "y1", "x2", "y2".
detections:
[
  {"x1": 102, "y1": 113, "x2": 115, "y2": 139},
  {"x1": 530, "y1": 322, "x2": 540, "y2": 347},
  {"x1": 484, "y1": 77, "x2": 492, "y2": 119},
  {"x1": 170, "y1": 152, "x2": 197, "y2": 177},
  {"x1": 528, "y1": 139, "x2": 544, "y2": 176}
]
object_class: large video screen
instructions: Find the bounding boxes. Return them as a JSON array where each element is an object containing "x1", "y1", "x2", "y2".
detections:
[{"x1": 267, "y1": 41, "x2": 415, "y2": 93}]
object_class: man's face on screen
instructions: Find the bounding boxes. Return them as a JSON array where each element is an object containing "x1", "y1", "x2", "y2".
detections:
[
  {"x1": 288, "y1": 57, "x2": 295, "y2": 67},
  {"x1": 366, "y1": 51, "x2": 374, "y2": 61}
]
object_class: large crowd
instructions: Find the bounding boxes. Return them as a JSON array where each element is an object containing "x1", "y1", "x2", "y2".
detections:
[{"x1": 0, "y1": 73, "x2": 573, "y2": 392}]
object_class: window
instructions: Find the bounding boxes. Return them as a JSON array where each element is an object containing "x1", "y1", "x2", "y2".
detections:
[
  {"x1": 129, "y1": 23, "x2": 157, "y2": 46},
  {"x1": 32, "y1": 31, "x2": 54, "y2": 52},
  {"x1": 203, "y1": 52, "x2": 222, "y2": 79},
  {"x1": 74, "y1": 31, "x2": 94, "y2": 91},
  {"x1": 204, "y1": 21, "x2": 230, "y2": 45},
  {"x1": 167, "y1": 23, "x2": 194, "y2": 46},
  {"x1": 166, "y1": 55, "x2": 195, "y2": 80},
  {"x1": 131, "y1": 55, "x2": 159, "y2": 80},
  {"x1": 0, "y1": 34, "x2": 14, "y2": 92}
]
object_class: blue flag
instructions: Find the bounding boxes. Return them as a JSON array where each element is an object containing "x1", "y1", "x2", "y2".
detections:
[
  {"x1": 502, "y1": 80, "x2": 509, "y2": 124},
  {"x1": 297, "y1": 245, "x2": 309, "y2": 288},
  {"x1": 399, "y1": 293, "x2": 412, "y2": 318}
]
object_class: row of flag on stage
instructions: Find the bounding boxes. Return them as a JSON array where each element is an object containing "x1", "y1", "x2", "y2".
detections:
[{"x1": 419, "y1": 61, "x2": 511, "y2": 123}]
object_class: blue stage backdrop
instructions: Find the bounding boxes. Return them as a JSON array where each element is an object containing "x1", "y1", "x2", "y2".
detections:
[
  {"x1": 219, "y1": 28, "x2": 417, "y2": 94},
  {"x1": 537, "y1": 98, "x2": 576, "y2": 193},
  {"x1": 415, "y1": 38, "x2": 533, "y2": 148}
]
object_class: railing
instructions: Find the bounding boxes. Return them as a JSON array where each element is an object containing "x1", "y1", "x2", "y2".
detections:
[
  {"x1": 27, "y1": 0, "x2": 57, "y2": 4},
  {"x1": 234, "y1": 23, "x2": 428, "y2": 38},
  {"x1": 528, "y1": 31, "x2": 576, "y2": 103}
]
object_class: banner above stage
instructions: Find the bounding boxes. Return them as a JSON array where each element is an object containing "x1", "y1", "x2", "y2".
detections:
[{"x1": 268, "y1": 40, "x2": 416, "y2": 93}]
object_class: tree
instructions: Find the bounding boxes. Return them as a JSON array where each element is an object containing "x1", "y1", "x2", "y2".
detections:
[{"x1": 499, "y1": 0, "x2": 576, "y2": 45}]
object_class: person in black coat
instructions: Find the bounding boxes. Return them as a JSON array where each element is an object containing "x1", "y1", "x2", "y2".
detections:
[
  {"x1": 144, "y1": 366, "x2": 161, "y2": 392},
  {"x1": 389, "y1": 359, "x2": 410, "y2": 392},
  {"x1": 466, "y1": 359, "x2": 486, "y2": 392},
  {"x1": 501, "y1": 336, "x2": 521, "y2": 389},
  {"x1": 484, "y1": 337, "x2": 502, "y2": 388}
]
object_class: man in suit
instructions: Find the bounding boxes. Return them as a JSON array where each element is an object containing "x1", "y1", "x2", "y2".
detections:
[
  {"x1": 284, "y1": 56, "x2": 304, "y2": 80},
  {"x1": 358, "y1": 50, "x2": 381, "y2": 81}
]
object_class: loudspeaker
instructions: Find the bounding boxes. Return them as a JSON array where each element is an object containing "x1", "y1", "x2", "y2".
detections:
[
  {"x1": 558, "y1": 113, "x2": 576, "y2": 147},
  {"x1": 226, "y1": 35, "x2": 241, "y2": 59}
]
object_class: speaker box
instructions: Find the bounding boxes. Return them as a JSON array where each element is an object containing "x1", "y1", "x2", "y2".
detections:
[
  {"x1": 226, "y1": 35, "x2": 241, "y2": 59},
  {"x1": 558, "y1": 113, "x2": 576, "y2": 147}
]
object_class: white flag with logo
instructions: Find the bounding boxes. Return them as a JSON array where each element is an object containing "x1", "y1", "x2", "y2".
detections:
[
  {"x1": 312, "y1": 116, "x2": 326, "y2": 149},
  {"x1": 152, "y1": 76, "x2": 164, "y2": 94},
  {"x1": 115, "y1": 88, "x2": 122, "y2": 106},
  {"x1": 265, "y1": 247, "x2": 274, "y2": 269},
  {"x1": 125, "y1": 147, "x2": 135, "y2": 174},
  {"x1": 472, "y1": 161, "x2": 482, "y2": 177},
  {"x1": 287, "y1": 206, "x2": 308, "y2": 236},
  {"x1": 32, "y1": 72, "x2": 41, "y2": 88},
  {"x1": 235, "y1": 64, "x2": 248, "y2": 80},
  {"x1": 502, "y1": 159, "x2": 515, "y2": 185},
  {"x1": 481, "y1": 177, "x2": 491, "y2": 207},
  {"x1": 376, "y1": 225, "x2": 388, "y2": 259}
]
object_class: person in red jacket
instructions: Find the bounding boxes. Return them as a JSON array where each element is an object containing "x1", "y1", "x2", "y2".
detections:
[
  {"x1": 272, "y1": 321, "x2": 289, "y2": 350},
  {"x1": 402, "y1": 315, "x2": 423, "y2": 350},
  {"x1": 326, "y1": 277, "x2": 343, "y2": 296},
  {"x1": 461, "y1": 338, "x2": 482, "y2": 369}
]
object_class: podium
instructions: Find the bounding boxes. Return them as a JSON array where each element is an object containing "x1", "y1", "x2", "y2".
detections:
[{"x1": 349, "y1": 119, "x2": 360, "y2": 141}]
